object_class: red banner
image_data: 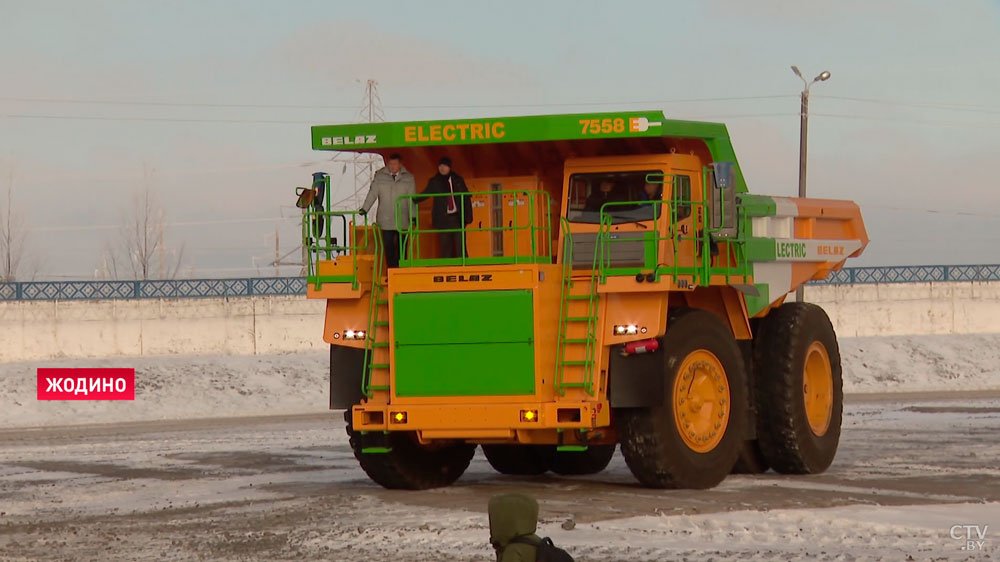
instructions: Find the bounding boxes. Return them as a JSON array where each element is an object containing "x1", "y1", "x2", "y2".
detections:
[{"x1": 37, "y1": 368, "x2": 136, "y2": 401}]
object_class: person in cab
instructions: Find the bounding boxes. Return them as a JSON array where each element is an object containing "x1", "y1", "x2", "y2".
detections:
[
  {"x1": 584, "y1": 179, "x2": 626, "y2": 213},
  {"x1": 639, "y1": 180, "x2": 662, "y2": 201}
]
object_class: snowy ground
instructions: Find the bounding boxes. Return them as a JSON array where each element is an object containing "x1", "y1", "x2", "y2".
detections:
[
  {"x1": 0, "y1": 397, "x2": 997, "y2": 561},
  {"x1": 1, "y1": 333, "x2": 999, "y2": 560},
  {"x1": 1, "y1": 333, "x2": 1000, "y2": 428}
]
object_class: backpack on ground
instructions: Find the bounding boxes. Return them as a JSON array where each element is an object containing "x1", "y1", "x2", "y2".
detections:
[{"x1": 511, "y1": 535, "x2": 574, "y2": 562}]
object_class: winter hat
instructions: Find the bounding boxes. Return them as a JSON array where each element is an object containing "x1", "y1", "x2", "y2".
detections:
[{"x1": 438, "y1": 156, "x2": 452, "y2": 168}]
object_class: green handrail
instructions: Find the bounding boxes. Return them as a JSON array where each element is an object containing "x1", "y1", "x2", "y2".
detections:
[
  {"x1": 361, "y1": 228, "x2": 385, "y2": 397},
  {"x1": 393, "y1": 189, "x2": 553, "y2": 267},
  {"x1": 589, "y1": 169, "x2": 750, "y2": 288},
  {"x1": 555, "y1": 218, "x2": 573, "y2": 395},
  {"x1": 301, "y1": 208, "x2": 374, "y2": 290},
  {"x1": 555, "y1": 217, "x2": 597, "y2": 396}
]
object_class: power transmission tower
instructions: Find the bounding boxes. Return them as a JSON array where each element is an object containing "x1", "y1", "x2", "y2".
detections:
[{"x1": 329, "y1": 79, "x2": 386, "y2": 210}]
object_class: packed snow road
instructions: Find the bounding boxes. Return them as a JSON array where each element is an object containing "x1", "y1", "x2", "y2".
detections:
[{"x1": 0, "y1": 394, "x2": 997, "y2": 561}]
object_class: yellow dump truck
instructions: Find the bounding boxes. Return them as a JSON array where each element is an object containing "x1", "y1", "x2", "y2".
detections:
[{"x1": 300, "y1": 111, "x2": 868, "y2": 489}]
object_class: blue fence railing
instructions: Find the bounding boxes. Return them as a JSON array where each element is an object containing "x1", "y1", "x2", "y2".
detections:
[
  {"x1": 808, "y1": 264, "x2": 1000, "y2": 285},
  {"x1": 0, "y1": 277, "x2": 305, "y2": 301},
  {"x1": 1, "y1": 265, "x2": 999, "y2": 301}
]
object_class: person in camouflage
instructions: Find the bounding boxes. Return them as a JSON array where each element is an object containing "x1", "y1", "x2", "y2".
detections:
[{"x1": 489, "y1": 493, "x2": 540, "y2": 562}]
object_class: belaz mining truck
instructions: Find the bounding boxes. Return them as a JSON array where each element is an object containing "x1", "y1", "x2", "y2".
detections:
[{"x1": 299, "y1": 111, "x2": 867, "y2": 490}]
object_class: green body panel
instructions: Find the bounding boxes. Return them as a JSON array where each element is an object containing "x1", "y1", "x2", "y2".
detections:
[
  {"x1": 393, "y1": 290, "x2": 536, "y2": 397},
  {"x1": 312, "y1": 111, "x2": 664, "y2": 149},
  {"x1": 738, "y1": 193, "x2": 778, "y2": 217},
  {"x1": 744, "y1": 238, "x2": 778, "y2": 261},
  {"x1": 743, "y1": 282, "x2": 771, "y2": 319},
  {"x1": 394, "y1": 343, "x2": 535, "y2": 397}
]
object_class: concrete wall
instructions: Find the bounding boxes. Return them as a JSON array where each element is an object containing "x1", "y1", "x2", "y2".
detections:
[
  {"x1": 805, "y1": 281, "x2": 1000, "y2": 338},
  {"x1": 0, "y1": 296, "x2": 326, "y2": 362},
  {"x1": 1, "y1": 281, "x2": 999, "y2": 362}
]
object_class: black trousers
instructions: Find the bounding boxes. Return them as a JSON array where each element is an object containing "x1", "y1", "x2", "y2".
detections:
[
  {"x1": 381, "y1": 229, "x2": 404, "y2": 268},
  {"x1": 438, "y1": 230, "x2": 467, "y2": 259}
]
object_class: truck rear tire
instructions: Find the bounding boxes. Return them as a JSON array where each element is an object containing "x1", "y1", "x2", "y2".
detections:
[
  {"x1": 753, "y1": 302, "x2": 842, "y2": 474},
  {"x1": 482, "y1": 444, "x2": 554, "y2": 475},
  {"x1": 550, "y1": 444, "x2": 616, "y2": 476},
  {"x1": 732, "y1": 439, "x2": 770, "y2": 474},
  {"x1": 618, "y1": 308, "x2": 748, "y2": 489},
  {"x1": 345, "y1": 410, "x2": 475, "y2": 489}
]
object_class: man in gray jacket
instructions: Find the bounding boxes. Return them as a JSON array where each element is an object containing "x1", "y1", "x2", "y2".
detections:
[{"x1": 359, "y1": 153, "x2": 416, "y2": 268}]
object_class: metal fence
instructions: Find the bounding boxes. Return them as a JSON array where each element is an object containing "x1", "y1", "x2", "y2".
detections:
[
  {"x1": 0, "y1": 277, "x2": 305, "y2": 301},
  {"x1": 808, "y1": 264, "x2": 1000, "y2": 285},
  {"x1": 1, "y1": 265, "x2": 999, "y2": 301}
]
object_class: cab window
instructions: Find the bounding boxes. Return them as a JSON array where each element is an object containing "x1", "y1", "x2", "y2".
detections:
[
  {"x1": 673, "y1": 175, "x2": 692, "y2": 220},
  {"x1": 566, "y1": 170, "x2": 663, "y2": 224}
]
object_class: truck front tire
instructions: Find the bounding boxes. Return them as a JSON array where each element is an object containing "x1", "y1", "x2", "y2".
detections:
[
  {"x1": 618, "y1": 308, "x2": 748, "y2": 489},
  {"x1": 345, "y1": 410, "x2": 475, "y2": 489}
]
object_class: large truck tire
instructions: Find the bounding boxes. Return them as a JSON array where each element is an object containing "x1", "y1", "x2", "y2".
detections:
[
  {"x1": 345, "y1": 410, "x2": 475, "y2": 489},
  {"x1": 482, "y1": 444, "x2": 554, "y2": 475},
  {"x1": 732, "y1": 439, "x2": 770, "y2": 474},
  {"x1": 550, "y1": 444, "x2": 616, "y2": 476},
  {"x1": 618, "y1": 308, "x2": 749, "y2": 489},
  {"x1": 753, "y1": 302, "x2": 842, "y2": 474}
]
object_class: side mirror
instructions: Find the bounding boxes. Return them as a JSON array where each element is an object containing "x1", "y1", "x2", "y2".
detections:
[
  {"x1": 709, "y1": 162, "x2": 738, "y2": 239},
  {"x1": 295, "y1": 187, "x2": 316, "y2": 209}
]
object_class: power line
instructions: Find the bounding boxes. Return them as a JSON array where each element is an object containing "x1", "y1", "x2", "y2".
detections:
[
  {"x1": 0, "y1": 96, "x2": 359, "y2": 110},
  {"x1": 1, "y1": 93, "x2": 795, "y2": 110},
  {"x1": 2, "y1": 110, "x2": 798, "y2": 126},
  {"x1": 816, "y1": 94, "x2": 1000, "y2": 114},
  {"x1": 385, "y1": 95, "x2": 796, "y2": 109},
  {"x1": 33, "y1": 216, "x2": 299, "y2": 233},
  {"x1": 813, "y1": 112, "x2": 1000, "y2": 128},
  {"x1": 863, "y1": 203, "x2": 1000, "y2": 219},
  {"x1": 3, "y1": 113, "x2": 317, "y2": 125}
]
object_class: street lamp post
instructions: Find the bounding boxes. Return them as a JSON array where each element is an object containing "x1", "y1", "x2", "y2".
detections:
[{"x1": 791, "y1": 66, "x2": 830, "y2": 302}]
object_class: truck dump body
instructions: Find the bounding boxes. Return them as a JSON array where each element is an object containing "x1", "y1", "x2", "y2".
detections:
[{"x1": 301, "y1": 110, "x2": 867, "y2": 489}]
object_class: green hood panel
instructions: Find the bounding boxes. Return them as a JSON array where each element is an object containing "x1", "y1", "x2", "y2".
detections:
[{"x1": 393, "y1": 290, "x2": 536, "y2": 397}]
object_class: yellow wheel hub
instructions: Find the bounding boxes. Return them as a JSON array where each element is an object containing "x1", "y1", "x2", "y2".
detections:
[
  {"x1": 672, "y1": 349, "x2": 730, "y2": 453},
  {"x1": 803, "y1": 341, "x2": 834, "y2": 436}
]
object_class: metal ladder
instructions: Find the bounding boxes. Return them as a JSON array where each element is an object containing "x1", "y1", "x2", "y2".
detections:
[
  {"x1": 555, "y1": 219, "x2": 599, "y2": 396},
  {"x1": 361, "y1": 232, "x2": 390, "y2": 397}
]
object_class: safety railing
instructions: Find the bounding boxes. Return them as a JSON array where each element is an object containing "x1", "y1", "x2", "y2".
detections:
[
  {"x1": 301, "y1": 208, "x2": 376, "y2": 290},
  {"x1": 591, "y1": 170, "x2": 750, "y2": 286},
  {"x1": 810, "y1": 264, "x2": 1000, "y2": 285},
  {"x1": 0, "y1": 277, "x2": 304, "y2": 301},
  {"x1": 394, "y1": 189, "x2": 553, "y2": 267}
]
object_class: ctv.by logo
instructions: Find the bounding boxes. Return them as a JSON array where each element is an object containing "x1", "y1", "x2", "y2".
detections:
[{"x1": 951, "y1": 524, "x2": 988, "y2": 551}]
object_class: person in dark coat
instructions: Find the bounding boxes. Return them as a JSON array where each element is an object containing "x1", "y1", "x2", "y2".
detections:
[
  {"x1": 584, "y1": 179, "x2": 625, "y2": 213},
  {"x1": 413, "y1": 157, "x2": 473, "y2": 259}
]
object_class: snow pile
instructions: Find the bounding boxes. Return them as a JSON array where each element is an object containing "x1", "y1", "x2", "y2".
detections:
[
  {"x1": 1, "y1": 333, "x2": 999, "y2": 428},
  {"x1": 840, "y1": 334, "x2": 1000, "y2": 393},
  {"x1": 0, "y1": 353, "x2": 329, "y2": 428}
]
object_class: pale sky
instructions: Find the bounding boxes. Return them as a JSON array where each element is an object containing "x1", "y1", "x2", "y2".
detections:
[{"x1": 2, "y1": 0, "x2": 999, "y2": 279}]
